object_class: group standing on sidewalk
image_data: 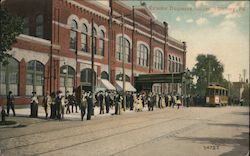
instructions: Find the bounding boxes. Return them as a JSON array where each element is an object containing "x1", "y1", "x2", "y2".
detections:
[{"x1": 3, "y1": 89, "x2": 188, "y2": 121}]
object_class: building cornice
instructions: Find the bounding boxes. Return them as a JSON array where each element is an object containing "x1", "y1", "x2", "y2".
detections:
[
  {"x1": 17, "y1": 34, "x2": 51, "y2": 46},
  {"x1": 66, "y1": 0, "x2": 109, "y2": 20}
]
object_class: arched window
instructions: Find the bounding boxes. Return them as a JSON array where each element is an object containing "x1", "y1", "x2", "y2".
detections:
[
  {"x1": 23, "y1": 17, "x2": 29, "y2": 35},
  {"x1": 81, "y1": 24, "x2": 88, "y2": 52},
  {"x1": 137, "y1": 44, "x2": 148, "y2": 67},
  {"x1": 99, "y1": 30, "x2": 105, "y2": 56},
  {"x1": 90, "y1": 28, "x2": 97, "y2": 54},
  {"x1": 172, "y1": 56, "x2": 175, "y2": 73},
  {"x1": 70, "y1": 20, "x2": 78, "y2": 49},
  {"x1": 60, "y1": 65, "x2": 75, "y2": 95},
  {"x1": 168, "y1": 55, "x2": 172, "y2": 73},
  {"x1": 26, "y1": 60, "x2": 44, "y2": 96},
  {"x1": 117, "y1": 36, "x2": 130, "y2": 63},
  {"x1": 80, "y1": 68, "x2": 96, "y2": 91},
  {"x1": 0, "y1": 58, "x2": 19, "y2": 95},
  {"x1": 35, "y1": 14, "x2": 44, "y2": 38},
  {"x1": 101, "y1": 71, "x2": 109, "y2": 80},
  {"x1": 154, "y1": 50, "x2": 163, "y2": 70},
  {"x1": 116, "y1": 74, "x2": 130, "y2": 82}
]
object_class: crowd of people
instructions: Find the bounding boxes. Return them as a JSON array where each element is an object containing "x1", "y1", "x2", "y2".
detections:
[{"x1": 3, "y1": 90, "x2": 190, "y2": 121}]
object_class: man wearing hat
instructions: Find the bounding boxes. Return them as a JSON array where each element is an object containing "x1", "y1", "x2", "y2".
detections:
[
  {"x1": 30, "y1": 91, "x2": 38, "y2": 117},
  {"x1": 7, "y1": 91, "x2": 15, "y2": 116},
  {"x1": 43, "y1": 91, "x2": 52, "y2": 119}
]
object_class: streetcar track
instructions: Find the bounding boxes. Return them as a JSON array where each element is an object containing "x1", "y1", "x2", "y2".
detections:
[
  {"x1": 1, "y1": 108, "x2": 229, "y2": 156},
  {"x1": 110, "y1": 122, "x2": 207, "y2": 156},
  {"x1": 33, "y1": 111, "x2": 227, "y2": 156},
  {"x1": 0, "y1": 110, "x2": 182, "y2": 144},
  {"x1": 0, "y1": 109, "x2": 161, "y2": 140},
  {"x1": 32, "y1": 115, "x2": 189, "y2": 156},
  {"x1": 2, "y1": 112, "x2": 189, "y2": 152}
]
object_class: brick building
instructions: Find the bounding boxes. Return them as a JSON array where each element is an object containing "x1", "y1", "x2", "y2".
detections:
[{"x1": 0, "y1": 0, "x2": 186, "y2": 105}]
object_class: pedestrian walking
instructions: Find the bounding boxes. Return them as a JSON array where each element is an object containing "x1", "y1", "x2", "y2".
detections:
[
  {"x1": 99, "y1": 92, "x2": 104, "y2": 114},
  {"x1": 50, "y1": 92, "x2": 56, "y2": 119},
  {"x1": 171, "y1": 95, "x2": 176, "y2": 108},
  {"x1": 80, "y1": 91, "x2": 87, "y2": 121},
  {"x1": 136, "y1": 94, "x2": 143, "y2": 112},
  {"x1": 30, "y1": 91, "x2": 38, "y2": 118},
  {"x1": 65, "y1": 91, "x2": 71, "y2": 114},
  {"x1": 60, "y1": 95, "x2": 67, "y2": 119},
  {"x1": 6, "y1": 91, "x2": 15, "y2": 116},
  {"x1": 105, "y1": 92, "x2": 111, "y2": 113},
  {"x1": 55, "y1": 91, "x2": 62, "y2": 119},
  {"x1": 114, "y1": 92, "x2": 120, "y2": 115},
  {"x1": 176, "y1": 96, "x2": 181, "y2": 109},
  {"x1": 43, "y1": 91, "x2": 52, "y2": 119},
  {"x1": 148, "y1": 92, "x2": 154, "y2": 111},
  {"x1": 87, "y1": 92, "x2": 93, "y2": 120},
  {"x1": 167, "y1": 94, "x2": 171, "y2": 107}
]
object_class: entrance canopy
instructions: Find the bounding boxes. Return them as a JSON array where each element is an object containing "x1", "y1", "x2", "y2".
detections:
[
  {"x1": 100, "y1": 79, "x2": 116, "y2": 90},
  {"x1": 135, "y1": 72, "x2": 184, "y2": 92},
  {"x1": 116, "y1": 81, "x2": 137, "y2": 92}
]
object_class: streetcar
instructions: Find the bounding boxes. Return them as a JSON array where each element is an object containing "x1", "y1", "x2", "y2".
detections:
[{"x1": 205, "y1": 83, "x2": 228, "y2": 107}]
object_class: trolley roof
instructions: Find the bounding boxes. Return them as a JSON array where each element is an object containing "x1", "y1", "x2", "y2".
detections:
[{"x1": 207, "y1": 83, "x2": 227, "y2": 90}]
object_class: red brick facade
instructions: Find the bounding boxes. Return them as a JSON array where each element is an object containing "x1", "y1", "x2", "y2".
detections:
[{"x1": 0, "y1": 0, "x2": 186, "y2": 105}]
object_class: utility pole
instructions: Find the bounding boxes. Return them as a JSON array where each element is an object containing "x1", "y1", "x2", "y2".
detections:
[
  {"x1": 121, "y1": 13, "x2": 126, "y2": 112},
  {"x1": 243, "y1": 69, "x2": 246, "y2": 82},
  {"x1": 87, "y1": 18, "x2": 95, "y2": 120},
  {"x1": 227, "y1": 74, "x2": 231, "y2": 103},
  {"x1": 108, "y1": 0, "x2": 112, "y2": 81},
  {"x1": 207, "y1": 59, "x2": 210, "y2": 86}
]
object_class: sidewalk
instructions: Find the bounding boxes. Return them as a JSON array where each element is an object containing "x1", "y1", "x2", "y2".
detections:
[{"x1": 6, "y1": 105, "x2": 141, "y2": 121}]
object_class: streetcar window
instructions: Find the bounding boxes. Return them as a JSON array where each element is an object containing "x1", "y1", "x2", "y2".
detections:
[
  {"x1": 211, "y1": 89, "x2": 215, "y2": 96},
  {"x1": 215, "y1": 89, "x2": 219, "y2": 95}
]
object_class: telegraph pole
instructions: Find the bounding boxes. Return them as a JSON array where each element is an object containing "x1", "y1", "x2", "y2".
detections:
[
  {"x1": 243, "y1": 69, "x2": 246, "y2": 82},
  {"x1": 121, "y1": 13, "x2": 126, "y2": 112},
  {"x1": 87, "y1": 18, "x2": 95, "y2": 120},
  {"x1": 227, "y1": 74, "x2": 231, "y2": 104},
  {"x1": 108, "y1": 0, "x2": 112, "y2": 81}
]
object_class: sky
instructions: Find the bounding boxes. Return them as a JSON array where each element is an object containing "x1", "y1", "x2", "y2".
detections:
[{"x1": 97, "y1": 0, "x2": 249, "y2": 82}]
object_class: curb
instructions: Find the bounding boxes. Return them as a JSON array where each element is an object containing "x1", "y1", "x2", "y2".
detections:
[{"x1": 0, "y1": 122, "x2": 20, "y2": 128}]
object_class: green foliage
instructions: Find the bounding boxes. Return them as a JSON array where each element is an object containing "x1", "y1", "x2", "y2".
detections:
[
  {"x1": 192, "y1": 54, "x2": 226, "y2": 96},
  {"x1": 0, "y1": 6, "x2": 23, "y2": 65},
  {"x1": 242, "y1": 84, "x2": 249, "y2": 105}
]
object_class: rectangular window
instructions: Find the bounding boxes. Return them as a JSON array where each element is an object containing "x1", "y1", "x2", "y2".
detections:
[
  {"x1": 60, "y1": 77, "x2": 64, "y2": 86},
  {"x1": 26, "y1": 85, "x2": 33, "y2": 96},
  {"x1": 81, "y1": 34, "x2": 87, "y2": 52},
  {"x1": 36, "y1": 26, "x2": 43, "y2": 38},
  {"x1": 70, "y1": 31, "x2": 77, "y2": 49},
  {"x1": 0, "y1": 71, "x2": 5, "y2": 83},
  {"x1": 26, "y1": 73, "x2": 33, "y2": 85},
  {"x1": 9, "y1": 72, "x2": 17, "y2": 84},
  {"x1": 99, "y1": 40, "x2": 104, "y2": 56},
  {"x1": 36, "y1": 74, "x2": 43, "y2": 85}
]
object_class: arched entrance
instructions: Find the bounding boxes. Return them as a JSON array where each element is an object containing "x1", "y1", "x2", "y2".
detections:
[{"x1": 80, "y1": 68, "x2": 96, "y2": 92}]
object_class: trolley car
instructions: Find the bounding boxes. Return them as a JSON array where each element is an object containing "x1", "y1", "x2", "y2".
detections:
[{"x1": 205, "y1": 83, "x2": 228, "y2": 106}]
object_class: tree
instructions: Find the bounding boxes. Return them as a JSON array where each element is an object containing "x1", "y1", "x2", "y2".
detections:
[
  {"x1": 192, "y1": 54, "x2": 226, "y2": 96},
  {"x1": 241, "y1": 84, "x2": 249, "y2": 105},
  {"x1": 0, "y1": 6, "x2": 23, "y2": 65}
]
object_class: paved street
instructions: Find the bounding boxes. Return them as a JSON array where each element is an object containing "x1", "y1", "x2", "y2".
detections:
[{"x1": 0, "y1": 106, "x2": 249, "y2": 156}]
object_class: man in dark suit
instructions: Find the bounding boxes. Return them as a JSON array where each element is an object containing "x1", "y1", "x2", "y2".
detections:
[
  {"x1": 6, "y1": 91, "x2": 15, "y2": 116},
  {"x1": 105, "y1": 92, "x2": 111, "y2": 113},
  {"x1": 99, "y1": 92, "x2": 104, "y2": 114}
]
